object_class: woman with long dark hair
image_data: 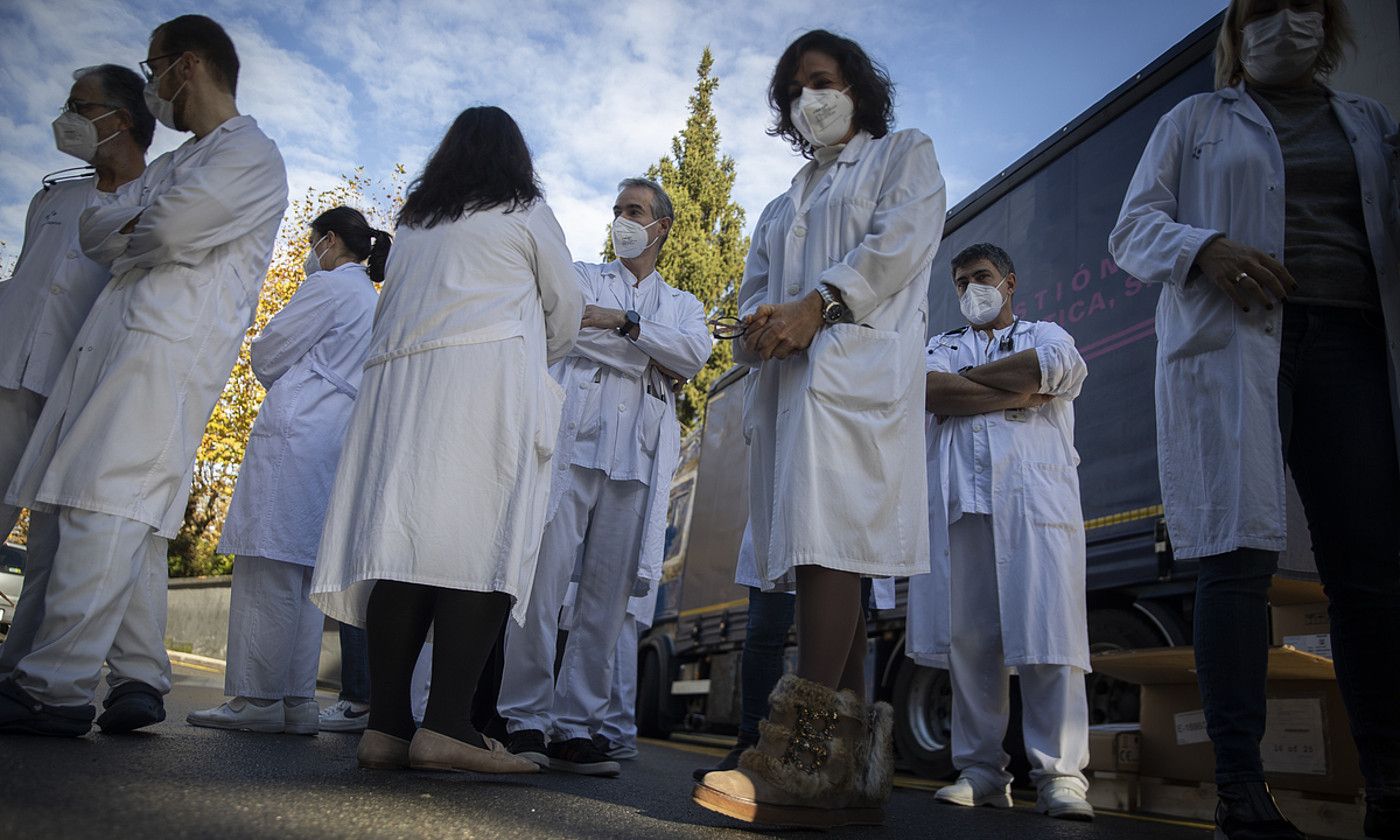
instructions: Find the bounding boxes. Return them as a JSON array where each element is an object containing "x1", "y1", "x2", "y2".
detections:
[
  {"x1": 693, "y1": 29, "x2": 945, "y2": 828},
  {"x1": 189, "y1": 206, "x2": 387, "y2": 736},
  {"x1": 311, "y1": 106, "x2": 581, "y2": 774}
]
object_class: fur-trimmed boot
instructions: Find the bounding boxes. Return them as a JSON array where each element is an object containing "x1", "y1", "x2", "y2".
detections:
[
  {"x1": 691, "y1": 675, "x2": 884, "y2": 829},
  {"x1": 851, "y1": 698, "x2": 896, "y2": 810}
]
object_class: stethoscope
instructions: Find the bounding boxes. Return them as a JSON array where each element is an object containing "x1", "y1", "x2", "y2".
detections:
[
  {"x1": 984, "y1": 317, "x2": 1026, "y2": 354},
  {"x1": 41, "y1": 166, "x2": 95, "y2": 191}
]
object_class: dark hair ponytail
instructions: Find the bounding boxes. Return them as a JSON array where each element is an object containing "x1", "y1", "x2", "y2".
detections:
[{"x1": 310, "y1": 205, "x2": 392, "y2": 284}]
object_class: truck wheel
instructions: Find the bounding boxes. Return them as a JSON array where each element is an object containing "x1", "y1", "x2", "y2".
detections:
[
  {"x1": 636, "y1": 648, "x2": 668, "y2": 739},
  {"x1": 892, "y1": 660, "x2": 955, "y2": 779},
  {"x1": 1086, "y1": 607, "x2": 1166, "y2": 725}
]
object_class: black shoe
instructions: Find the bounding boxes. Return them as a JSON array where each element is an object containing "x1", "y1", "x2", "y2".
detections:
[
  {"x1": 691, "y1": 744, "x2": 748, "y2": 782},
  {"x1": 0, "y1": 678, "x2": 94, "y2": 737},
  {"x1": 1215, "y1": 781, "x2": 1306, "y2": 840},
  {"x1": 506, "y1": 728, "x2": 549, "y2": 768},
  {"x1": 547, "y1": 736, "x2": 621, "y2": 777},
  {"x1": 1366, "y1": 797, "x2": 1400, "y2": 839},
  {"x1": 96, "y1": 681, "x2": 166, "y2": 734}
]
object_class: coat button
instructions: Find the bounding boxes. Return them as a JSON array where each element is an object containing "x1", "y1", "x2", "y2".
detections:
[
  {"x1": 568, "y1": 422, "x2": 575, "y2": 429},
  {"x1": 972, "y1": 423, "x2": 983, "y2": 432},
  {"x1": 794, "y1": 225, "x2": 806, "y2": 238},
  {"x1": 67, "y1": 250, "x2": 78, "y2": 259},
  {"x1": 51, "y1": 285, "x2": 62, "y2": 294},
  {"x1": 786, "y1": 285, "x2": 799, "y2": 296},
  {"x1": 618, "y1": 404, "x2": 627, "y2": 412}
]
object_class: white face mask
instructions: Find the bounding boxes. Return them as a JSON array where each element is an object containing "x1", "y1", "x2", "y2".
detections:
[
  {"x1": 52, "y1": 109, "x2": 119, "y2": 163},
  {"x1": 143, "y1": 56, "x2": 187, "y2": 131},
  {"x1": 1241, "y1": 9, "x2": 1325, "y2": 86},
  {"x1": 959, "y1": 279, "x2": 1007, "y2": 326},
  {"x1": 611, "y1": 216, "x2": 661, "y2": 260},
  {"x1": 303, "y1": 233, "x2": 330, "y2": 276},
  {"x1": 790, "y1": 86, "x2": 854, "y2": 148}
]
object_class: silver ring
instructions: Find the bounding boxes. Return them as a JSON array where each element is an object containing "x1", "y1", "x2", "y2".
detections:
[{"x1": 1233, "y1": 272, "x2": 1249, "y2": 286}]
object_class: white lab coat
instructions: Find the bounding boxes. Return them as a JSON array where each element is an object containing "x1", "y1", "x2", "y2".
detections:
[
  {"x1": 0, "y1": 178, "x2": 131, "y2": 397},
  {"x1": 6, "y1": 116, "x2": 288, "y2": 536},
  {"x1": 546, "y1": 260, "x2": 711, "y2": 593},
  {"x1": 907, "y1": 320, "x2": 1091, "y2": 671},
  {"x1": 217, "y1": 263, "x2": 378, "y2": 566},
  {"x1": 1109, "y1": 83, "x2": 1400, "y2": 560},
  {"x1": 737, "y1": 129, "x2": 946, "y2": 586},
  {"x1": 310, "y1": 201, "x2": 581, "y2": 627}
]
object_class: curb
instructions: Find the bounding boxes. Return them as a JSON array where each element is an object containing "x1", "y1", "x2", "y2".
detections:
[{"x1": 168, "y1": 650, "x2": 226, "y2": 671}]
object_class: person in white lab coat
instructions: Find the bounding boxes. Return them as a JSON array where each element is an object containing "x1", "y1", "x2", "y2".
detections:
[
  {"x1": 1111, "y1": 3, "x2": 1400, "y2": 838},
  {"x1": 187, "y1": 206, "x2": 387, "y2": 736},
  {"x1": 499, "y1": 178, "x2": 711, "y2": 777},
  {"x1": 693, "y1": 30, "x2": 945, "y2": 829},
  {"x1": 909, "y1": 242, "x2": 1093, "y2": 820},
  {"x1": 310, "y1": 105, "x2": 579, "y2": 777},
  {"x1": 0, "y1": 15, "x2": 288, "y2": 738},
  {"x1": 0, "y1": 64, "x2": 155, "y2": 683}
]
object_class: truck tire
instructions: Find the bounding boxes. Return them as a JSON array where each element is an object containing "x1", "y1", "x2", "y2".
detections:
[
  {"x1": 636, "y1": 647, "x2": 668, "y2": 739},
  {"x1": 1086, "y1": 607, "x2": 1167, "y2": 725},
  {"x1": 892, "y1": 659, "x2": 956, "y2": 779}
]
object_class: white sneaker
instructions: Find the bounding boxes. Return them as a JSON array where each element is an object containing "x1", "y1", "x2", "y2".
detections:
[
  {"x1": 187, "y1": 697, "x2": 285, "y2": 733},
  {"x1": 319, "y1": 699, "x2": 370, "y2": 733},
  {"x1": 283, "y1": 698, "x2": 319, "y2": 736},
  {"x1": 934, "y1": 774, "x2": 1014, "y2": 808},
  {"x1": 1036, "y1": 778, "x2": 1094, "y2": 821}
]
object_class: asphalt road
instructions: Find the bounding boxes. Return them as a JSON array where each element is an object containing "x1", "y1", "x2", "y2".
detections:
[{"x1": 3, "y1": 662, "x2": 1211, "y2": 839}]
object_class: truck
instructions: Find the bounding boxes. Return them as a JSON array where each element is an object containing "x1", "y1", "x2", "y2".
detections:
[{"x1": 633, "y1": 6, "x2": 1400, "y2": 778}]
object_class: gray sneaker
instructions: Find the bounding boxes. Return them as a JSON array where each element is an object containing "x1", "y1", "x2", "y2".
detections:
[{"x1": 319, "y1": 699, "x2": 370, "y2": 733}]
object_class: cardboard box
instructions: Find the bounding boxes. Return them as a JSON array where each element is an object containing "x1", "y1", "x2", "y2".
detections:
[
  {"x1": 1269, "y1": 577, "x2": 1331, "y2": 657},
  {"x1": 1093, "y1": 646, "x2": 1362, "y2": 797},
  {"x1": 1087, "y1": 724, "x2": 1141, "y2": 773},
  {"x1": 1137, "y1": 777, "x2": 1365, "y2": 840},
  {"x1": 1085, "y1": 770, "x2": 1139, "y2": 813}
]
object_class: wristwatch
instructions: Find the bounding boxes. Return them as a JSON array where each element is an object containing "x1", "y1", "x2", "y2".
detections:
[
  {"x1": 619, "y1": 309, "x2": 642, "y2": 338},
  {"x1": 816, "y1": 284, "x2": 849, "y2": 324}
]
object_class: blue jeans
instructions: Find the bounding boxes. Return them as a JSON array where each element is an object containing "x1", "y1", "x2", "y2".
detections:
[
  {"x1": 337, "y1": 621, "x2": 370, "y2": 704},
  {"x1": 739, "y1": 587, "x2": 795, "y2": 742},
  {"x1": 1194, "y1": 306, "x2": 1400, "y2": 798}
]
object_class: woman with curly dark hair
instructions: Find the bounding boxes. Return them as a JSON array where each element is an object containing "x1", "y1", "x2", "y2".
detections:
[{"x1": 693, "y1": 29, "x2": 946, "y2": 829}]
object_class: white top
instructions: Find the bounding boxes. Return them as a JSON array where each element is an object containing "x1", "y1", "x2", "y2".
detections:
[
  {"x1": 0, "y1": 177, "x2": 135, "y2": 397},
  {"x1": 564, "y1": 262, "x2": 708, "y2": 484},
  {"x1": 907, "y1": 318, "x2": 1091, "y2": 670},
  {"x1": 736, "y1": 128, "x2": 946, "y2": 587},
  {"x1": 1109, "y1": 83, "x2": 1400, "y2": 559},
  {"x1": 217, "y1": 263, "x2": 378, "y2": 566},
  {"x1": 7, "y1": 115, "x2": 288, "y2": 535},
  {"x1": 547, "y1": 259, "x2": 711, "y2": 591},
  {"x1": 310, "y1": 201, "x2": 583, "y2": 627}
]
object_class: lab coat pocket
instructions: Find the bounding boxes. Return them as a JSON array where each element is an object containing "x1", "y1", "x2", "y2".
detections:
[
  {"x1": 1019, "y1": 462, "x2": 1083, "y2": 533},
  {"x1": 535, "y1": 374, "x2": 565, "y2": 459},
  {"x1": 808, "y1": 323, "x2": 905, "y2": 410},
  {"x1": 834, "y1": 196, "x2": 878, "y2": 260},
  {"x1": 1158, "y1": 278, "x2": 1235, "y2": 360},
  {"x1": 639, "y1": 391, "x2": 666, "y2": 455},
  {"x1": 121, "y1": 263, "x2": 217, "y2": 342}
]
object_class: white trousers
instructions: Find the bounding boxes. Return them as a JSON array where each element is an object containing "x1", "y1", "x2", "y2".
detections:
[
  {"x1": 411, "y1": 641, "x2": 432, "y2": 723},
  {"x1": 0, "y1": 508, "x2": 59, "y2": 678},
  {"x1": 12, "y1": 507, "x2": 171, "y2": 706},
  {"x1": 0, "y1": 385, "x2": 45, "y2": 536},
  {"x1": 597, "y1": 617, "x2": 641, "y2": 747},
  {"x1": 499, "y1": 465, "x2": 646, "y2": 740},
  {"x1": 225, "y1": 555, "x2": 324, "y2": 700},
  {"x1": 947, "y1": 513, "x2": 1089, "y2": 792}
]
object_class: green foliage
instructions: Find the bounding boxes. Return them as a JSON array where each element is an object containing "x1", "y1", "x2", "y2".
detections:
[
  {"x1": 606, "y1": 48, "x2": 750, "y2": 432},
  {"x1": 168, "y1": 166, "x2": 405, "y2": 577}
]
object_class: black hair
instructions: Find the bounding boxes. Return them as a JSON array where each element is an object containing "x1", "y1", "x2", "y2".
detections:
[
  {"x1": 398, "y1": 106, "x2": 542, "y2": 229},
  {"x1": 311, "y1": 206, "x2": 391, "y2": 284},
  {"x1": 84, "y1": 64, "x2": 155, "y2": 151},
  {"x1": 151, "y1": 15, "x2": 240, "y2": 96},
  {"x1": 950, "y1": 243, "x2": 1015, "y2": 278},
  {"x1": 768, "y1": 29, "x2": 895, "y2": 158}
]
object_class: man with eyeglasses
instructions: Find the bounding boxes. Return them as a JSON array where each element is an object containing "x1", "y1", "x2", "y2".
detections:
[
  {"x1": 0, "y1": 14, "x2": 287, "y2": 738},
  {"x1": 0, "y1": 64, "x2": 155, "y2": 683},
  {"x1": 498, "y1": 177, "x2": 710, "y2": 776}
]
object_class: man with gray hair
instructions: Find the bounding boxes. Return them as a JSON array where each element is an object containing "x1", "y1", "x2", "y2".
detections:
[
  {"x1": 0, "y1": 64, "x2": 156, "y2": 727},
  {"x1": 498, "y1": 177, "x2": 710, "y2": 776}
]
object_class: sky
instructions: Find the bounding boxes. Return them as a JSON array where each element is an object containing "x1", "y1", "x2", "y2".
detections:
[{"x1": 0, "y1": 0, "x2": 1229, "y2": 266}]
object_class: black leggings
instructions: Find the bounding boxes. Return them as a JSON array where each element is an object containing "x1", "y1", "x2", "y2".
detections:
[{"x1": 365, "y1": 580, "x2": 511, "y2": 746}]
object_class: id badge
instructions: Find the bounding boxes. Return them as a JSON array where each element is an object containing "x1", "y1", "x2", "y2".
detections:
[{"x1": 1003, "y1": 407, "x2": 1029, "y2": 422}]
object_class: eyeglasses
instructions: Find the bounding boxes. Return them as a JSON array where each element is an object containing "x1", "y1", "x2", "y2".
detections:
[
  {"x1": 60, "y1": 98, "x2": 121, "y2": 116},
  {"x1": 140, "y1": 52, "x2": 182, "y2": 81},
  {"x1": 708, "y1": 315, "x2": 749, "y2": 340}
]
